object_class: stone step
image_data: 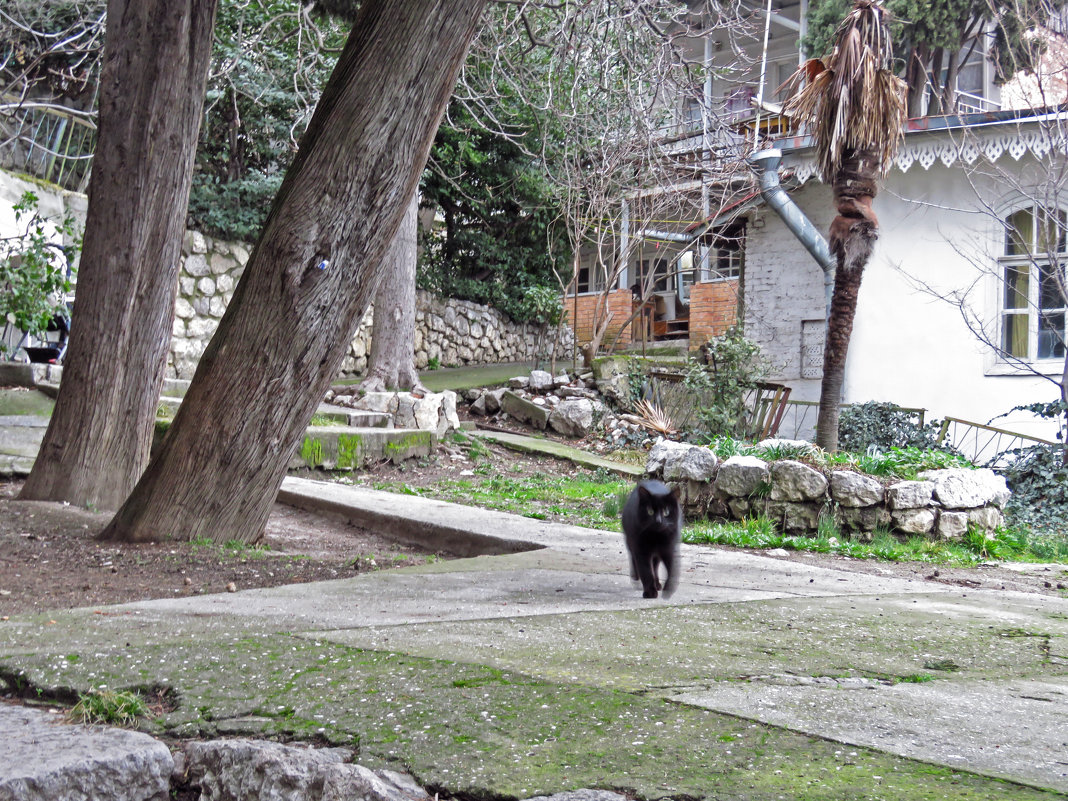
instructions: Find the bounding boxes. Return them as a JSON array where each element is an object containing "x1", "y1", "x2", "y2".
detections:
[
  {"x1": 290, "y1": 426, "x2": 435, "y2": 471},
  {"x1": 314, "y1": 403, "x2": 391, "y2": 428}
]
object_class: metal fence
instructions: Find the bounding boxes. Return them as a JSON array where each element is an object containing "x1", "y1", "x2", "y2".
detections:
[
  {"x1": 638, "y1": 367, "x2": 793, "y2": 440},
  {"x1": 0, "y1": 100, "x2": 95, "y2": 191},
  {"x1": 936, "y1": 417, "x2": 1058, "y2": 467}
]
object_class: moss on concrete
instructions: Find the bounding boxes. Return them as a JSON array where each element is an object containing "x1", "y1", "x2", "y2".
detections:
[
  {"x1": 0, "y1": 388, "x2": 54, "y2": 417},
  {"x1": 300, "y1": 436, "x2": 325, "y2": 468},
  {"x1": 383, "y1": 431, "x2": 433, "y2": 463},
  {"x1": 336, "y1": 433, "x2": 363, "y2": 470},
  {"x1": 0, "y1": 633, "x2": 1050, "y2": 801}
]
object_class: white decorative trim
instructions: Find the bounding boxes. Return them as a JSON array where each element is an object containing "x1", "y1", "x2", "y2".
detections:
[{"x1": 786, "y1": 123, "x2": 1068, "y2": 183}]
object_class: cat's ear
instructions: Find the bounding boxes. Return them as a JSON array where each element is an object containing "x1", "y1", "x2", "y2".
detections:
[
  {"x1": 637, "y1": 484, "x2": 651, "y2": 501},
  {"x1": 670, "y1": 484, "x2": 681, "y2": 500}
]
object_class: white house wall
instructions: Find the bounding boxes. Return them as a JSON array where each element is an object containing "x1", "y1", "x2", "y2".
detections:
[{"x1": 745, "y1": 155, "x2": 1063, "y2": 443}]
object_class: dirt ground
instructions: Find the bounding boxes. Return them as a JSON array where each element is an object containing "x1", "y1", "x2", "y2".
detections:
[{"x1": 2, "y1": 433, "x2": 1066, "y2": 618}]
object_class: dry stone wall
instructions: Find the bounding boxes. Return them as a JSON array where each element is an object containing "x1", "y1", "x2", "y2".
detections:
[
  {"x1": 645, "y1": 439, "x2": 1010, "y2": 539},
  {"x1": 168, "y1": 230, "x2": 575, "y2": 379}
]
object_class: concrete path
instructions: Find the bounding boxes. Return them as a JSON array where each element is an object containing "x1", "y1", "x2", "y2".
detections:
[{"x1": 2, "y1": 477, "x2": 1066, "y2": 799}]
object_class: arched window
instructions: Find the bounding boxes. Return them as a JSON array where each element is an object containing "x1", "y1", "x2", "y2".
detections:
[{"x1": 1000, "y1": 204, "x2": 1067, "y2": 361}]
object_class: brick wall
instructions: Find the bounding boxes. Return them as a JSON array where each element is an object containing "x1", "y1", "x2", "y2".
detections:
[
  {"x1": 688, "y1": 279, "x2": 740, "y2": 347},
  {"x1": 562, "y1": 288, "x2": 634, "y2": 348},
  {"x1": 743, "y1": 183, "x2": 832, "y2": 381}
]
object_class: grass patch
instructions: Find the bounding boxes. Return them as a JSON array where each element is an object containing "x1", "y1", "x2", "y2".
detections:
[
  {"x1": 69, "y1": 689, "x2": 148, "y2": 725},
  {"x1": 374, "y1": 470, "x2": 632, "y2": 530},
  {"x1": 683, "y1": 517, "x2": 1061, "y2": 566}
]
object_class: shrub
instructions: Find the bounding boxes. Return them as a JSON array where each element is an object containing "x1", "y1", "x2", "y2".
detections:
[
  {"x1": 999, "y1": 443, "x2": 1068, "y2": 538},
  {"x1": 837, "y1": 401, "x2": 942, "y2": 454},
  {"x1": 0, "y1": 191, "x2": 80, "y2": 356},
  {"x1": 683, "y1": 327, "x2": 769, "y2": 438}
]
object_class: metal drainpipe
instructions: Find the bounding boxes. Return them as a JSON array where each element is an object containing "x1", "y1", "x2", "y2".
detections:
[{"x1": 750, "y1": 148, "x2": 835, "y2": 319}]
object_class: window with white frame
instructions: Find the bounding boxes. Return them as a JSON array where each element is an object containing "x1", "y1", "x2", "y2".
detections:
[
  {"x1": 708, "y1": 222, "x2": 744, "y2": 281},
  {"x1": 1000, "y1": 204, "x2": 1067, "y2": 362}
]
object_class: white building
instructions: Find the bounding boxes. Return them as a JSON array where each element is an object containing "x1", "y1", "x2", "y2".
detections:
[{"x1": 747, "y1": 112, "x2": 1067, "y2": 444}]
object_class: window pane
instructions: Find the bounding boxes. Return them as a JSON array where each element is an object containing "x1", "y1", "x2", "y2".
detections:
[
  {"x1": 1003, "y1": 313, "x2": 1029, "y2": 357},
  {"x1": 1006, "y1": 208, "x2": 1034, "y2": 256},
  {"x1": 1038, "y1": 208, "x2": 1067, "y2": 255},
  {"x1": 1039, "y1": 263, "x2": 1066, "y2": 311},
  {"x1": 1004, "y1": 264, "x2": 1029, "y2": 310},
  {"x1": 1038, "y1": 311, "x2": 1065, "y2": 359}
]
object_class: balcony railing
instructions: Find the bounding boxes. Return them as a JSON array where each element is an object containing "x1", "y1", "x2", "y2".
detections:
[{"x1": 0, "y1": 99, "x2": 96, "y2": 192}]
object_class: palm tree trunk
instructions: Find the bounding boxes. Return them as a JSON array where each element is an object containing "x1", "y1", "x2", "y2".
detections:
[{"x1": 815, "y1": 147, "x2": 880, "y2": 452}]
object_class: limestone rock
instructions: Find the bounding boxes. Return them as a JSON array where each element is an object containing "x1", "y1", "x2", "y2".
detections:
[
  {"x1": 661, "y1": 443, "x2": 719, "y2": 482},
  {"x1": 484, "y1": 388, "x2": 507, "y2": 414},
  {"x1": 352, "y1": 392, "x2": 399, "y2": 415},
  {"x1": 886, "y1": 480, "x2": 934, "y2": 510},
  {"x1": 920, "y1": 468, "x2": 1011, "y2": 509},
  {"x1": 501, "y1": 390, "x2": 550, "y2": 430},
  {"x1": 548, "y1": 398, "x2": 595, "y2": 437},
  {"x1": 968, "y1": 505, "x2": 1004, "y2": 532},
  {"x1": 766, "y1": 501, "x2": 821, "y2": 531},
  {"x1": 528, "y1": 370, "x2": 554, "y2": 392},
  {"x1": 645, "y1": 439, "x2": 693, "y2": 476},
  {"x1": 938, "y1": 511, "x2": 970, "y2": 540},
  {"x1": 508, "y1": 376, "x2": 530, "y2": 389},
  {"x1": 892, "y1": 507, "x2": 936, "y2": 534},
  {"x1": 0, "y1": 704, "x2": 173, "y2": 801},
  {"x1": 839, "y1": 505, "x2": 891, "y2": 532},
  {"x1": 830, "y1": 471, "x2": 885, "y2": 508},
  {"x1": 184, "y1": 254, "x2": 209, "y2": 277},
  {"x1": 469, "y1": 393, "x2": 488, "y2": 416},
  {"x1": 185, "y1": 230, "x2": 208, "y2": 254},
  {"x1": 769, "y1": 460, "x2": 828, "y2": 502},
  {"x1": 756, "y1": 438, "x2": 816, "y2": 453},
  {"x1": 182, "y1": 739, "x2": 432, "y2": 801},
  {"x1": 714, "y1": 455, "x2": 770, "y2": 497}
]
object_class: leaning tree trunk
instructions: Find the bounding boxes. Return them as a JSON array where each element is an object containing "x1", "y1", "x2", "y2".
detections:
[
  {"x1": 100, "y1": 0, "x2": 486, "y2": 544},
  {"x1": 815, "y1": 148, "x2": 880, "y2": 452},
  {"x1": 20, "y1": 0, "x2": 219, "y2": 510},
  {"x1": 358, "y1": 193, "x2": 427, "y2": 394}
]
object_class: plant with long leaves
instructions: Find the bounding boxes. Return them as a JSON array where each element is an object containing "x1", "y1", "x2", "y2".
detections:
[{"x1": 782, "y1": 0, "x2": 907, "y2": 452}]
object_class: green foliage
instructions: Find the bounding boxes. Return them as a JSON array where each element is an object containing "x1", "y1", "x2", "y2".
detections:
[
  {"x1": 683, "y1": 327, "x2": 769, "y2": 438},
  {"x1": 837, "y1": 401, "x2": 942, "y2": 454},
  {"x1": 187, "y1": 0, "x2": 346, "y2": 240},
  {"x1": 1000, "y1": 443, "x2": 1068, "y2": 539},
  {"x1": 706, "y1": 434, "x2": 972, "y2": 480},
  {"x1": 802, "y1": 0, "x2": 1053, "y2": 102},
  {"x1": 837, "y1": 446, "x2": 974, "y2": 479},
  {"x1": 0, "y1": 191, "x2": 79, "y2": 355},
  {"x1": 188, "y1": 173, "x2": 284, "y2": 243},
  {"x1": 418, "y1": 103, "x2": 569, "y2": 323}
]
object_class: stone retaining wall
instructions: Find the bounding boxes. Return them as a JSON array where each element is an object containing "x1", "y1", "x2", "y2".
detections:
[
  {"x1": 646, "y1": 440, "x2": 1010, "y2": 539},
  {"x1": 168, "y1": 230, "x2": 575, "y2": 380}
]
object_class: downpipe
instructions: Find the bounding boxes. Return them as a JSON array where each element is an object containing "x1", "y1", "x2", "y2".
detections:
[{"x1": 750, "y1": 148, "x2": 835, "y2": 319}]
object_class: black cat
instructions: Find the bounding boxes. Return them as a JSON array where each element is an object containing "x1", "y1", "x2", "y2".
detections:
[{"x1": 621, "y1": 479, "x2": 682, "y2": 599}]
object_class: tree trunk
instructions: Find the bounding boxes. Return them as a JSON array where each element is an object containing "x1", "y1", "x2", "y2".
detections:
[
  {"x1": 20, "y1": 0, "x2": 219, "y2": 510},
  {"x1": 100, "y1": 0, "x2": 486, "y2": 544},
  {"x1": 815, "y1": 148, "x2": 880, "y2": 452},
  {"x1": 358, "y1": 194, "x2": 427, "y2": 394}
]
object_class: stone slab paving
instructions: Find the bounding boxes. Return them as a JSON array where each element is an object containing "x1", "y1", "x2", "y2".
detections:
[{"x1": 1, "y1": 478, "x2": 1067, "y2": 797}]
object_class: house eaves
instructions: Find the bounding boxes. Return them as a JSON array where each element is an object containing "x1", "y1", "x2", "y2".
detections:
[{"x1": 772, "y1": 105, "x2": 1068, "y2": 183}]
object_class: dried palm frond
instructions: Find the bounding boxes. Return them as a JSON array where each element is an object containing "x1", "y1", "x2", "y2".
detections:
[
  {"x1": 634, "y1": 398, "x2": 677, "y2": 436},
  {"x1": 782, "y1": 0, "x2": 906, "y2": 182}
]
